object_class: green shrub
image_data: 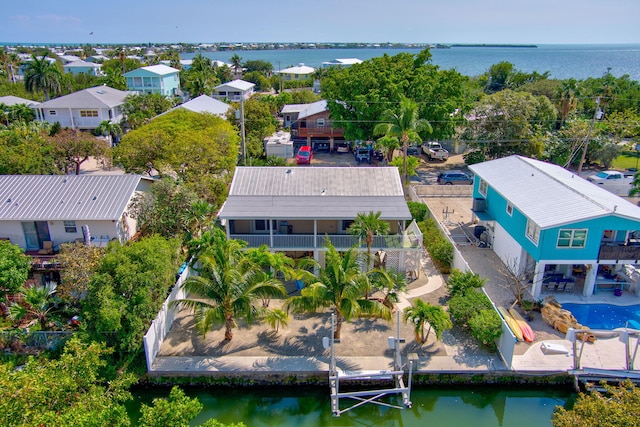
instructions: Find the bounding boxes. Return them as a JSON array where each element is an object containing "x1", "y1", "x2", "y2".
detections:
[
  {"x1": 448, "y1": 290, "x2": 493, "y2": 327},
  {"x1": 446, "y1": 269, "x2": 486, "y2": 297},
  {"x1": 418, "y1": 219, "x2": 454, "y2": 273},
  {"x1": 463, "y1": 150, "x2": 486, "y2": 165},
  {"x1": 407, "y1": 201, "x2": 429, "y2": 222},
  {"x1": 468, "y1": 309, "x2": 502, "y2": 348}
]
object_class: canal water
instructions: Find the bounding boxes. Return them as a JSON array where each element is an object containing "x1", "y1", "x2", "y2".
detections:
[{"x1": 129, "y1": 385, "x2": 573, "y2": 426}]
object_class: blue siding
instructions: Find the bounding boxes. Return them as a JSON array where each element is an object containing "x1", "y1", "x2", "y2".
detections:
[{"x1": 473, "y1": 178, "x2": 640, "y2": 262}]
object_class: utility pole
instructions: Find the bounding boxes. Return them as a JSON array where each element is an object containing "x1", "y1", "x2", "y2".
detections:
[
  {"x1": 240, "y1": 96, "x2": 246, "y2": 165},
  {"x1": 577, "y1": 97, "x2": 600, "y2": 175}
]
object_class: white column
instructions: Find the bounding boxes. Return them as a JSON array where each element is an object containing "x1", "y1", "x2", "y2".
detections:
[
  {"x1": 583, "y1": 263, "x2": 597, "y2": 296},
  {"x1": 532, "y1": 262, "x2": 545, "y2": 299}
]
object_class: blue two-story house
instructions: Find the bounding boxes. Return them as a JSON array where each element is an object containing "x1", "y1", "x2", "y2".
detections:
[
  {"x1": 123, "y1": 64, "x2": 180, "y2": 97},
  {"x1": 469, "y1": 155, "x2": 640, "y2": 299}
]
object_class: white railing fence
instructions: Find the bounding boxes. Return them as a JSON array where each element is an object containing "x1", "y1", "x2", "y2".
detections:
[{"x1": 143, "y1": 264, "x2": 191, "y2": 371}]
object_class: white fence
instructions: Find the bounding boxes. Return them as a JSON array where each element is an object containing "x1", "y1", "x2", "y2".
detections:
[
  {"x1": 143, "y1": 265, "x2": 191, "y2": 371},
  {"x1": 413, "y1": 184, "x2": 473, "y2": 198}
]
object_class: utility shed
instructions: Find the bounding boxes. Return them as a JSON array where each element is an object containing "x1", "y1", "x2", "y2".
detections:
[{"x1": 264, "y1": 131, "x2": 293, "y2": 159}]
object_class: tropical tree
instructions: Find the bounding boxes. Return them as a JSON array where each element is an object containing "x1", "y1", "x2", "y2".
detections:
[
  {"x1": 23, "y1": 53, "x2": 63, "y2": 100},
  {"x1": 9, "y1": 282, "x2": 58, "y2": 329},
  {"x1": 49, "y1": 128, "x2": 111, "y2": 174},
  {"x1": 347, "y1": 211, "x2": 390, "y2": 274},
  {"x1": 368, "y1": 267, "x2": 407, "y2": 308},
  {"x1": 243, "y1": 245, "x2": 295, "y2": 307},
  {"x1": 56, "y1": 242, "x2": 105, "y2": 305},
  {"x1": 229, "y1": 54, "x2": 243, "y2": 76},
  {"x1": 403, "y1": 299, "x2": 452, "y2": 344},
  {"x1": 373, "y1": 96, "x2": 432, "y2": 186},
  {"x1": 285, "y1": 240, "x2": 392, "y2": 339},
  {"x1": 0, "y1": 51, "x2": 21, "y2": 83},
  {"x1": 94, "y1": 120, "x2": 122, "y2": 146},
  {"x1": 0, "y1": 240, "x2": 31, "y2": 306},
  {"x1": 556, "y1": 78, "x2": 580, "y2": 128},
  {"x1": 172, "y1": 228, "x2": 286, "y2": 341}
]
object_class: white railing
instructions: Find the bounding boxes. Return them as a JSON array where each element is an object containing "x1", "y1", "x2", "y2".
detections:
[
  {"x1": 230, "y1": 233, "x2": 419, "y2": 250},
  {"x1": 143, "y1": 264, "x2": 191, "y2": 371}
]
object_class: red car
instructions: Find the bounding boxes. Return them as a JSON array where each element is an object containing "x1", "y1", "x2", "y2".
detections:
[{"x1": 296, "y1": 146, "x2": 313, "y2": 164}]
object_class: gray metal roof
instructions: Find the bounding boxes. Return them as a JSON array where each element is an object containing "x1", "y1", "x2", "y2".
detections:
[
  {"x1": 219, "y1": 167, "x2": 410, "y2": 220},
  {"x1": 469, "y1": 155, "x2": 640, "y2": 229},
  {"x1": 0, "y1": 175, "x2": 148, "y2": 221},
  {"x1": 172, "y1": 95, "x2": 231, "y2": 117},
  {"x1": 298, "y1": 100, "x2": 327, "y2": 120},
  {"x1": 37, "y1": 86, "x2": 130, "y2": 109},
  {"x1": 0, "y1": 95, "x2": 40, "y2": 107}
]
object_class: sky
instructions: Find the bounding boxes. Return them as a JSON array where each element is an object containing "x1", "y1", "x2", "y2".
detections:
[{"x1": 2, "y1": 0, "x2": 639, "y2": 45}]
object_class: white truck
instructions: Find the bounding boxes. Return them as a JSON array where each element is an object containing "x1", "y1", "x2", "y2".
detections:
[
  {"x1": 422, "y1": 141, "x2": 449, "y2": 161},
  {"x1": 587, "y1": 170, "x2": 635, "y2": 196}
]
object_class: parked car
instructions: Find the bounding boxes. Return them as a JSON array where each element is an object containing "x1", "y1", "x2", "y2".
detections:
[
  {"x1": 314, "y1": 141, "x2": 330, "y2": 153},
  {"x1": 334, "y1": 141, "x2": 351, "y2": 153},
  {"x1": 422, "y1": 142, "x2": 449, "y2": 161},
  {"x1": 296, "y1": 146, "x2": 313, "y2": 164},
  {"x1": 437, "y1": 170, "x2": 473, "y2": 185},
  {"x1": 406, "y1": 145, "x2": 420, "y2": 156},
  {"x1": 354, "y1": 146, "x2": 372, "y2": 164},
  {"x1": 373, "y1": 150, "x2": 384, "y2": 161}
]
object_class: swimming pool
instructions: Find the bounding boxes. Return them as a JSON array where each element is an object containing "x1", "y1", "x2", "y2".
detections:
[{"x1": 563, "y1": 303, "x2": 640, "y2": 330}]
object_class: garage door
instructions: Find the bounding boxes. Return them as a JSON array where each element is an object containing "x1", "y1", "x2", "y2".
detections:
[{"x1": 493, "y1": 223, "x2": 523, "y2": 274}]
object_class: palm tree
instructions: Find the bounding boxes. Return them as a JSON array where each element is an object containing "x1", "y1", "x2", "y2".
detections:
[
  {"x1": 373, "y1": 96, "x2": 432, "y2": 187},
  {"x1": 23, "y1": 54, "x2": 63, "y2": 100},
  {"x1": 244, "y1": 245, "x2": 295, "y2": 307},
  {"x1": 0, "y1": 51, "x2": 21, "y2": 83},
  {"x1": 556, "y1": 78, "x2": 580, "y2": 128},
  {"x1": 403, "y1": 299, "x2": 452, "y2": 344},
  {"x1": 172, "y1": 229, "x2": 286, "y2": 341},
  {"x1": 368, "y1": 267, "x2": 407, "y2": 308},
  {"x1": 347, "y1": 211, "x2": 390, "y2": 274},
  {"x1": 285, "y1": 239, "x2": 392, "y2": 339},
  {"x1": 95, "y1": 120, "x2": 122, "y2": 146},
  {"x1": 229, "y1": 54, "x2": 243, "y2": 76},
  {"x1": 9, "y1": 282, "x2": 59, "y2": 330}
]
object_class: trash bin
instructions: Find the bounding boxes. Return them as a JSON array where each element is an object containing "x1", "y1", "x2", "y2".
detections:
[{"x1": 474, "y1": 226, "x2": 486, "y2": 239}]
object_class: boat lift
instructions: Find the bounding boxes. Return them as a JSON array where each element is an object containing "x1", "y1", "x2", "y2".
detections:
[{"x1": 326, "y1": 312, "x2": 413, "y2": 417}]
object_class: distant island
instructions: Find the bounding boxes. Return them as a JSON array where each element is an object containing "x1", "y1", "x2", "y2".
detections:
[{"x1": 451, "y1": 44, "x2": 538, "y2": 48}]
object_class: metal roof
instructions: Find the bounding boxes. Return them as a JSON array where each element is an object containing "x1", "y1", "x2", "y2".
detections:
[
  {"x1": 173, "y1": 95, "x2": 231, "y2": 117},
  {"x1": 37, "y1": 86, "x2": 130, "y2": 109},
  {"x1": 123, "y1": 64, "x2": 179, "y2": 76},
  {"x1": 278, "y1": 64, "x2": 316, "y2": 75},
  {"x1": 0, "y1": 95, "x2": 40, "y2": 107},
  {"x1": 0, "y1": 175, "x2": 148, "y2": 221},
  {"x1": 64, "y1": 60, "x2": 100, "y2": 68},
  {"x1": 219, "y1": 167, "x2": 410, "y2": 220},
  {"x1": 281, "y1": 103, "x2": 309, "y2": 114},
  {"x1": 215, "y1": 79, "x2": 255, "y2": 92},
  {"x1": 298, "y1": 100, "x2": 327, "y2": 120},
  {"x1": 469, "y1": 155, "x2": 640, "y2": 229}
]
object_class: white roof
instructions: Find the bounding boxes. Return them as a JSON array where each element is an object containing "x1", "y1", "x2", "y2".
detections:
[
  {"x1": 37, "y1": 86, "x2": 130, "y2": 109},
  {"x1": 58, "y1": 54, "x2": 82, "y2": 63},
  {"x1": 64, "y1": 60, "x2": 100, "y2": 68},
  {"x1": 281, "y1": 103, "x2": 309, "y2": 114},
  {"x1": 0, "y1": 95, "x2": 40, "y2": 107},
  {"x1": 173, "y1": 95, "x2": 230, "y2": 117},
  {"x1": 322, "y1": 58, "x2": 363, "y2": 66},
  {"x1": 279, "y1": 64, "x2": 316, "y2": 75},
  {"x1": 298, "y1": 100, "x2": 327, "y2": 120},
  {"x1": 469, "y1": 155, "x2": 640, "y2": 229},
  {"x1": 124, "y1": 64, "x2": 179, "y2": 76},
  {"x1": 215, "y1": 79, "x2": 255, "y2": 92},
  {"x1": 0, "y1": 175, "x2": 149, "y2": 221},
  {"x1": 219, "y1": 167, "x2": 410, "y2": 220}
]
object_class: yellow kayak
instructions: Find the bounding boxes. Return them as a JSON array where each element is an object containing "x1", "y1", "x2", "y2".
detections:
[{"x1": 498, "y1": 306, "x2": 523, "y2": 341}]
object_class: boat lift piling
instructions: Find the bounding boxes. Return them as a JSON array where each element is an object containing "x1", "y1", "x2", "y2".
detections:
[{"x1": 327, "y1": 311, "x2": 413, "y2": 417}]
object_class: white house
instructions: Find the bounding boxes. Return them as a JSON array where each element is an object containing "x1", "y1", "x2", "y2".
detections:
[
  {"x1": 278, "y1": 63, "x2": 316, "y2": 81},
  {"x1": 0, "y1": 174, "x2": 153, "y2": 252},
  {"x1": 165, "y1": 95, "x2": 231, "y2": 118},
  {"x1": 212, "y1": 79, "x2": 255, "y2": 101},
  {"x1": 321, "y1": 58, "x2": 363, "y2": 68},
  {"x1": 36, "y1": 86, "x2": 130, "y2": 130}
]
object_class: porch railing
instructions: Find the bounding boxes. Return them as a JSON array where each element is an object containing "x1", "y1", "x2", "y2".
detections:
[
  {"x1": 230, "y1": 233, "x2": 421, "y2": 250},
  {"x1": 598, "y1": 243, "x2": 640, "y2": 261}
]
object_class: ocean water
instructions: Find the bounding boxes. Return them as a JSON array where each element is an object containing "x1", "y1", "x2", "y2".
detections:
[{"x1": 182, "y1": 44, "x2": 640, "y2": 80}]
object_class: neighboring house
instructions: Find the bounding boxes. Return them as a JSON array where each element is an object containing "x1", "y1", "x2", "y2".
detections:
[
  {"x1": 165, "y1": 95, "x2": 231, "y2": 118},
  {"x1": 218, "y1": 167, "x2": 422, "y2": 273},
  {"x1": 57, "y1": 54, "x2": 82, "y2": 65},
  {"x1": 0, "y1": 174, "x2": 152, "y2": 252},
  {"x1": 36, "y1": 85, "x2": 129, "y2": 130},
  {"x1": 212, "y1": 79, "x2": 255, "y2": 101},
  {"x1": 321, "y1": 58, "x2": 363, "y2": 68},
  {"x1": 291, "y1": 100, "x2": 345, "y2": 152},
  {"x1": 280, "y1": 103, "x2": 308, "y2": 128},
  {"x1": 123, "y1": 64, "x2": 181, "y2": 97},
  {"x1": 0, "y1": 95, "x2": 40, "y2": 109},
  {"x1": 86, "y1": 55, "x2": 109, "y2": 63},
  {"x1": 63, "y1": 60, "x2": 102, "y2": 76},
  {"x1": 469, "y1": 155, "x2": 640, "y2": 299},
  {"x1": 278, "y1": 63, "x2": 315, "y2": 81}
]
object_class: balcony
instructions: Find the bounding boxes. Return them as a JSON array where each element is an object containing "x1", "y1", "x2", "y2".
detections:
[
  {"x1": 297, "y1": 124, "x2": 344, "y2": 139},
  {"x1": 229, "y1": 233, "x2": 422, "y2": 250},
  {"x1": 598, "y1": 243, "x2": 640, "y2": 261}
]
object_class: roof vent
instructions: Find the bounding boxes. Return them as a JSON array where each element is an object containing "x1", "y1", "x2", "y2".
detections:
[
  {"x1": 286, "y1": 169, "x2": 291, "y2": 174},
  {"x1": 96, "y1": 90, "x2": 105, "y2": 94},
  {"x1": 6, "y1": 198, "x2": 10, "y2": 203}
]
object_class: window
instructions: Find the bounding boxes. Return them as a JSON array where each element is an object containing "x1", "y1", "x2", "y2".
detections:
[
  {"x1": 341, "y1": 220, "x2": 354, "y2": 231},
  {"x1": 317, "y1": 118, "x2": 325, "y2": 127},
  {"x1": 526, "y1": 219, "x2": 540, "y2": 244},
  {"x1": 49, "y1": 110, "x2": 56, "y2": 115},
  {"x1": 557, "y1": 229, "x2": 587, "y2": 248},
  {"x1": 80, "y1": 110, "x2": 98, "y2": 117},
  {"x1": 479, "y1": 179, "x2": 488, "y2": 197},
  {"x1": 64, "y1": 220, "x2": 77, "y2": 233},
  {"x1": 506, "y1": 202, "x2": 513, "y2": 216},
  {"x1": 254, "y1": 220, "x2": 277, "y2": 232}
]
